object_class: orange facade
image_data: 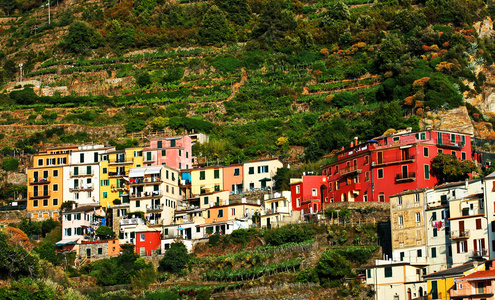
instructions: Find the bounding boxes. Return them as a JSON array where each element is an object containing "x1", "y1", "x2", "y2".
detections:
[
  {"x1": 223, "y1": 164, "x2": 244, "y2": 194},
  {"x1": 27, "y1": 146, "x2": 76, "y2": 220}
]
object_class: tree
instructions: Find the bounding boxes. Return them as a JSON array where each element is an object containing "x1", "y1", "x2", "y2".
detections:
[
  {"x1": 273, "y1": 166, "x2": 291, "y2": 191},
  {"x1": 2, "y1": 157, "x2": 19, "y2": 171},
  {"x1": 314, "y1": 251, "x2": 354, "y2": 287},
  {"x1": 95, "y1": 226, "x2": 115, "y2": 240},
  {"x1": 9, "y1": 88, "x2": 38, "y2": 105},
  {"x1": 33, "y1": 243, "x2": 57, "y2": 264},
  {"x1": 136, "y1": 72, "x2": 152, "y2": 87},
  {"x1": 431, "y1": 154, "x2": 477, "y2": 183},
  {"x1": 125, "y1": 119, "x2": 147, "y2": 133},
  {"x1": 198, "y1": 6, "x2": 233, "y2": 46},
  {"x1": 214, "y1": 0, "x2": 251, "y2": 25},
  {"x1": 61, "y1": 22, "x2": 104, "y2": 54},
  {"x1": 0, "y1": 231, "x2": 38, "y2": 279},
  {"x1": 251, "y1": 0, "x2": 297, "y2": 46},
  {"x1": 158, "y1": 242, "x2": 190, "y2": 274}
]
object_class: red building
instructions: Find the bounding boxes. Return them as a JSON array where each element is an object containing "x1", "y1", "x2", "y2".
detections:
[
  {"x1": 290, "y1": 175, "x2": 327, "y2": 216},
  {"x1": 134, "y1": 231, "x2": 161, "y2": 256},
  {"x1": 321, "y1": 129, "x2": 472, "y2": 204}
]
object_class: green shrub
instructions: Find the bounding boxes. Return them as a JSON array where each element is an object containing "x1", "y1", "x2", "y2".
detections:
[
  {"x1": 125, "y1": 119, "x2": 146, "y2": 133},
  {"x1": 158, "y1": 242, "x2": 190, "y2": 274},
  {"x1": 208, "y1": 234, "x2": 220, "y2": 247},
  {"x1": 2, "y1": 158, "x2": 19, "y2": 171}
]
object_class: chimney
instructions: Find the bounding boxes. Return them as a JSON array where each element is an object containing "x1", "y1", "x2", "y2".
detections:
[
  {"x1": 350, "y1": 141, "x2": 353, "y2": 147},
  {"x1": 354, "y1": 137, "x2": 358, "y2": 146},
  {"x1": 407, "y1": 127, "x2": 412, "y2": 133}
]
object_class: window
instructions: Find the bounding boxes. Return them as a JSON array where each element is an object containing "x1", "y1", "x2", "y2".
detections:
[
  {"x1": 179, "y1": 150, "x2": 182, "y2": 157},
  {"x1": 53, "y1": 198, "x2": 58, "y2": 206},
  {"x1": 64, "y1": 228, "x2": 71, "y2": 236},
  {"x1": 46, "y1": 158, "x2": 55, "y2": 165},
  {"x1": 476, "y1": 218, "x2": 482, "y2": 230},
  {"x1": 214, "y1": 169, "x2": 220, "y2": 179},
  {"x1": 398, "y1": 215, "x2": 403, "y2": 226},
  {"x1": 296, "y1": 185, "x2": 300, "y2": 194},
  {"x1": 140, "y1": 234, "x2": 145, "y2": 242},
  {"x1": 102, "y1": 168, "x2": 107, "y2": 174},
  {"x1": 103, "y1": 192, "x2": 107, "y2": 198},
  {"x1": 424, "y1": 165, "x2": 430, "y2": 179},
  {"x1": 53, "y1": 184, "x2": 58, "y2": 192},
  {"x1": 218, "y1": 209, "x2": 224, "y2": 218},
  {"x1": 415, "y1": 194, "x2": 420, "y2": 203},
  {"x1": 384, "y1": 267, "x2": 392, "y2": 278},
  {"x1": 417, "y1": 249, "x2": 422, "y2": 257},
  {"x1": 248, "y1": 167, "x2": 255, "y2": 174},
  {"x1": 170, "y1": 140, "x2": 176, "y2": 147},
  {"x1": 415, "y1": 212, "x2": 421, "y2": 223},
  {"x1": 53, "y1": 170, "x2": 59, "y2": 177},
  {"x1": 438, "y1": 149, "x2": 443, "y2": 154},
  {"x1": 231, "y1": 208, "x2": 236, "y2": 216},
  {"x1": 204, "y1": 196, "x2": 209, "y2": 205},
  {"x1": 33, "y1": 199, "x2": 38, "y2": 207},
  {"x1": 207, "y1": 210, "x2": 210, "y2": 218},
  {"x1": 433, "y1": 228, "x2": 437, "y2": 237},
  {"x1": 80, "y1": 153, "x2": 84, "y2": 163},
  {"x1": 258, "y1": 165, "x2": 269, "y2": 173},
  {"x1": 424, "y1": 147, "x2": 429, "y2": 157},
  {"x1": 367, "y1": 269, "x2": 371, "y2": 278},
  {"x1": 234, "y1": 168, "x2": 240, "y2": 176},
  {"x1": 458, "y1": 241, "x2": 467, "y2": 253},
  {"x1": 136, "y1": 200, "x2": 140, "y2": 208},
  {"x1": 377, "y1": 169, "x2": 384, "y2": 179},
  {"x1": 364, "y1": 156, "x2": 369, "y2": 165},
  {"x1": 462, "y1": 152, "x2": 466, "y2": 160},
  {"x1": 42, "y1": 199, "x2": 48, "y2": 207},
  {"x1": 98, "y1": 248, "x2": 103, "y2": 255},
  {"x1": 365, "y1": 171, "x2": 370, "y2": 182},
  {"x1": 157, "y1": 141, "x2": 162, "y2": 148},
  {"x1": 312, "y1": 189, "x2": 317, "y2": 196},
  {"x1": 432, "y1": 212, "x2": 437, "y2": 221},
  {"x1": 161, "y1": 149, "x2": 166, "y2": 157},
  {"x1": 200, "y1": 171, "x2": 205, "y2": 180},
  {"x1": 38, "y1": 159, "x2": 43, "y2": 166},
  {"x1": 432, "y1": 247, "x2": 437, "y2": 258},
  {"x1": 186, "y1": 152, "x2": 189, "y2": 158},
  {"x1": 296, "y1": 198, "x2": 301, "y2": 207},
  {"x1": 398, "y1": 196, "x2": 402, "y2": 206},
  {"x1": 379, "y1": 193, "x2": 385, "y2": 202}
]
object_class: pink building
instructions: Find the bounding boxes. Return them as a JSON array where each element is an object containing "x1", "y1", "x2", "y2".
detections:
[
  {"x1": 143, "y1": 135, "x2": 193, "y2": 170},
  {"x1": 290, "y1": 176, "x2": 327, "y2": 216},
  {"x1": 452, "y1": 264, "x2": 495, "y2": 299}
]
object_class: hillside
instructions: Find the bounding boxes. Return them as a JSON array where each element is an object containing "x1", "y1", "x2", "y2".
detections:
[{"x1": 0, "y1": 0, "x2": 495, "y2": 167}]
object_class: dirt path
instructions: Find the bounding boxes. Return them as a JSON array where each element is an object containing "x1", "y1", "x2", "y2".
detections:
[{"x1": 226, "y1": 68, "x2": 248, "y2": 101}]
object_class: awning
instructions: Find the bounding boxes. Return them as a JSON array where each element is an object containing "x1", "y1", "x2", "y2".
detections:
[
  {"x1": 55, "y1": 238, "x2": 79, "y2": 246},
  {"x1": 259, "y1": 178, "x2": 272, "y2": 181},
  {"x1": 145, "y1": 166, "x2": 162, "y2": 175},
  {"x1": 129, "y1": 168, "x2": 145, "y2": 177}
]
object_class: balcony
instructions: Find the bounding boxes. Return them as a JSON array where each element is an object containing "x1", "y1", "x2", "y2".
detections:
[
  {"x1": 450, "y1": 284, "x2": 493, "y2": 298},
  {"x1": 130, "y1": 191, "x2": 163, "y2": 200},
  {"x1": 373, "y1": 155, "x2": 415, "y2": 167},
  {"x1": 69, "y1": 184, "x2": 94, "y2": 192},
  {"x1": 470, "y1": 249, "x2": 488, "y2": 258},
  {"x1": 109, "y1": 156, "x2": 134, "y2": 165},
  {"x1": 451, "y1": 229, "x2": 470, "y2": 240},
  {"x1": 143, "y1": 154, "x2": 156, "y2": 163},
  {"x1": 108, "y1": 171, "x2": 126, "y2": 178},
  {"x1": 29, "y1": 192, "x2": 50, "y2": 199},
  {"x1": 148, "y1": 218, "x2": 163, "y2": 226},
  {"x1": 31, "y1": 177, "x2": 50, "y2": 184},
  {"x1": 120, "y1": 218, "x2": 144, "y2": 226},
  {"x1": 395, "y1": 172, "x2": 416, "y2": 182},
  {"x1": 146, "y1": 204, "x2": 164, "y2": 212},
  {"x1": 340, "y1": 165, "x2": 362, "y2": 176},
  {"x1": 437, "y1": 140, "x2": 465, "y2": 149},
  {"x1": 70, "y1": 171, "x2": 93, "y2": 178},
  {"x1": 130, "y1": 177, "x2": 162, "y2": 186}
]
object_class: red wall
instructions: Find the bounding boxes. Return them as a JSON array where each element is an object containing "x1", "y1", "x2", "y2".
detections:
[
  {"x1": 135, "y1": 231, "x2": 161, "y2": 256},
  {"x1": 291, "y1": 176, "x2": 327, "y2": 212}
]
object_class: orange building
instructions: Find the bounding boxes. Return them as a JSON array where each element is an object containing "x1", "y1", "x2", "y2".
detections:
[
  {"x1": 223, "y1": 164, "x2": 244, "y2": 194},
  {"x1": 27, "y1": 146, "x2": 77, "y2": 220}
]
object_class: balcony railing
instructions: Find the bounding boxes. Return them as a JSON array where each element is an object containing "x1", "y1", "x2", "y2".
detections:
[
  {"x1": 31, "y1": 177, "x2": 50, "y2": 184},
  {"x1": 373, "y1": 154, "x2": 415, "y2": 166},
  {"x1": 120, "y1": 218, "x2": 144, "y2": 226},
  {"x1": 70, "y1": 171, "x2": 94, "y2": 177},
  {"x1": 340, "y1": 165, "x2": 362, "y2": 176},
  {"x1": 130, "y1": 177, "x2": 162, "y2": 185},
  {"x1": 109, "y1": 156, "x2": 134, "y2": 165},
  {"x1": 450, "y1": 285, "x2": 493, "y2": 297},
  {"x1": 148, "y1": 218, "x2": 163, "y2": 226},
  {"x1": 29, "y1": 192, "x2": 50, "y2": 198},
  {"x1": 147, "y1": 204, "x2": 164, "y2": 212},
  {"x1": 69, "y1": 184, "x2": 94, "y2": 192},
  {"x1": 451, "y1": 229, "x2": 470, "y2": 239},
  {"x1": 471, "y1": 249, "x2": 488, "y2": 258},
  {"x1": 395, "y1": 172, "x2": 416, "y2": 182},
  {"x1": 437, "y1": 140, "x2": 465, "y2": 149},
  {"x1": 130, "y1": 191, "x2": 163, "y2": 200},
  {"x1": 108, "y1": 171, "x2": 126, "y2": 178}
]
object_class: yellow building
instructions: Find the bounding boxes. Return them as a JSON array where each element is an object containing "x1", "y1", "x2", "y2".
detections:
[
  {"x1": 99, "y1": 147, "x2": 143, "y2": 208},
  {"x1": 27, "y1": 146, "x2": 77, "y2": 220},
  {"x1": 423, "y1": 260, "x2": 487, "y2": 299},
  {"x1": 190, "y1": 166, "x2": 223, "y2": 196}
]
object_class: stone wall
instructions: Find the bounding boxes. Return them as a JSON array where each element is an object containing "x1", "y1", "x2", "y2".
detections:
[
  {"x1": 0, "y1": 124, "x2": 126, "y2": 140},
  {"x1": 0, "y1": 210, "x2": 27, "y2": 222}
]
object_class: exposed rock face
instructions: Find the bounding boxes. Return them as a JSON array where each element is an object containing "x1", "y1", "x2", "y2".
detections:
[
  {"x1": 474, "y1": 17, "x2": 494, "y2": 39},
  {"x1": 422, "y1": 106, "x2": 474, "y2": 134},
  {"x1": 6, "y1": 172, "x2": 27, "y2": 186}
]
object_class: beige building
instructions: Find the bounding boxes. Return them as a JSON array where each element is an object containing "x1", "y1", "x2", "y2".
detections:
[
  {"x1": 243, "y1": 158, "x2": 283, "y2": 191},
  {"x1": 260, "y1": 191, "x2": 298, "y2": 228},
  {"x1": 390, "y1": 189, "x2": 428, "y2": 263}
]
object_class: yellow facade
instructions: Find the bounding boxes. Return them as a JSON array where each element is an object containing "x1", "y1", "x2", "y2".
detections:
[
  {"x1": 190, "y1": 167, "x2": 223, "y2": 196},
  {"x1": 99, "y1": 147, "x2": 143, "y2": 208},
  {"x1": 27, "y1": 146, "x2": 77, "y2": 220},
  {"x1": 426, "y1": 278, "x2": 455, "y2": 300}
]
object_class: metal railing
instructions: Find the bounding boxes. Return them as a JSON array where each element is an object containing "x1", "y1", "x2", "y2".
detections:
[
  {"x1": 70, "y1": 171, "x2": 94, "y2": 177},
  {"x1": 450, "y1": 229, "x2": 470, "y2": 239},
  {"x1": 450, "y1": 285, "x2": 493, "y2": 297},
  {"x1": 395, "y1": 172, "x2": 416, "y2": 181},
  {"x1": 31, "y1": 177, "x2": 50, "y2": 183},
  {"x1": 339, "y1": 165, "x2": 362, "y2": 176},
  {"x1": 130, "y1": 191, "x2": 163, "y2": 199}
]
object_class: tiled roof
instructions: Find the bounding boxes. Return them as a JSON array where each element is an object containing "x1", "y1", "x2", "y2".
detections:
[
  {"x1": 390, "y1": 188, "x2": 428, "y2": 198},
  {"x1": 458, "y1": 269, "x2": 495, "y2": 280},
  {"x1": 486, "y1": 171, "x2": 495, "y2": 180},
  {"x1": 423, "y1": 262, "x2": 478, "y2": 278},
  {"x1": 64, "y1": 205, "x2": 101, "y2": 213}
]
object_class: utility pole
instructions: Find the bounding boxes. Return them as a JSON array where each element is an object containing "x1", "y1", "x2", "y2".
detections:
[{"x1": 19, "y1": 63, "x2": 23, "y2": 84}]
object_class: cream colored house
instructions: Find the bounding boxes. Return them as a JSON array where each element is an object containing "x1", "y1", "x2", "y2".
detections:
[
  {"x1": 260, "y1": 191, "x2": 298, "y2": 228},
  {"x1": 243, "y1": 158, "x2": 283, "y2": 191}
]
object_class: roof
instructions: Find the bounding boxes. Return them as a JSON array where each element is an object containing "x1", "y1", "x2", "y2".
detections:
[
  {"x1": 423, "y1": 261, "x2": 485, "y2": 279},
  {"x1": 458, "y1": 269, "x2": 495, "y2": 281},
  {"x1": 390, "y1": 188, "x2": 428, "y2": 198},
  {"x1": 63, "y1": 205, "x2": 101, "y2": 213},
  {"x1": 486, "y1": 171, "x2": 495, "y2": 180},
  {"x1": 55, "y1": 237, "x2": 79, "y2": 246}
]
